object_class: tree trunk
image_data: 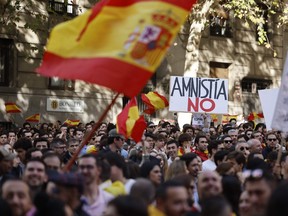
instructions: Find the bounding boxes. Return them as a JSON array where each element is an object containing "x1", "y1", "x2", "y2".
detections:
[{"x1": 184, "y1": 0, "x2": 215, "y2": 77}]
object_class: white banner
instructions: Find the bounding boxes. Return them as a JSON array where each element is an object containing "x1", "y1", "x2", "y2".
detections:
[
  {"x1": 169, "y1": 76, "x2": 228, "y2": 114},
  {"x1": 271, "y1": 53, "x2": 288, "y2": 131},
  {"x1": 47, "y1": 98, "x2": 85, "y2": 113},
  {"x1": 258, "y1": 89, "x2": 279, "y2": 131}
]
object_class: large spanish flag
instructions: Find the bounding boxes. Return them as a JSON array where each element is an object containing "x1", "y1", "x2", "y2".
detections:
[
  {"x1": 25, "y1": 114, "x2": 40, "y2": 122},
  {"x1": 5, "y1": 102, "x2": 21, "y2": 113},
  {"x1": 117, "y1": 97, "x2": 146, "y2": 142},
  {"x1": 141, "y1": 91, "x2": 169, "y2": 114},
  {"x1": 37, "y1": 0, "x2": 196, "y2": 98}
]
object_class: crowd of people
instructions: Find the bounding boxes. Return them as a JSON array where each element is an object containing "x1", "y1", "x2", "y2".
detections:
[{"x1": 0, "y1": 118, "x2": 288, "y2": 216}]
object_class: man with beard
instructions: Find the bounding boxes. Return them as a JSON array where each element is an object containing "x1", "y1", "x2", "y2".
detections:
[
  {"x1": 78, "y1": 154, "x2": 113, "y2": 216},
  {"x1": 2, "y1": 179, "x2": 33, "y2": 216},
  {"x1": 194, "y1": 135, "x2": 208, "y2": 161},
  {"x1": 22, "y1": 158, "x2": 47, "y2": 199},
  {"x1": 156, "y1": 180, "x2": 190, "y2": 216}
]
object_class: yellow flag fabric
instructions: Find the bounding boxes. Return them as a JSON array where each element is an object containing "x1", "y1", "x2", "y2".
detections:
[{"x1": 37, "y1": 0, "x2": 196, "y2": 98}]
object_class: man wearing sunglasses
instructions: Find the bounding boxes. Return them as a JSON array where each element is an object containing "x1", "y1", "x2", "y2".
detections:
[
  {"x1": 235, "y1": 141, "x2": 250, "y2": 158},
  {"x1": 262, "y1": 132, "x2": 279, "y2": 159},
  {"x1": 102, "y1": 129, "x2": 125, "y2": 155}
]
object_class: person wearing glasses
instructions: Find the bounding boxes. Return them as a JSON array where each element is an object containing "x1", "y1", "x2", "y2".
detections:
[
  {"x1": 221, "y1": 135, "x2": 233, "y2": 151},
  {"x1": 262, "y1": 132, "x2": 279, "y2": 159},
  {"x1": 101, "y1": 129, "x2": 125, "y2": 156},
  {"x1": 235, "y1": 141, "x2": 250, "y2": 159}
]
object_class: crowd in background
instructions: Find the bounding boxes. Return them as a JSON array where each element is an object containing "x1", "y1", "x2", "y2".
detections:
[{"x1": 0, "y1": 118, "x2": 288, "y2": 216}]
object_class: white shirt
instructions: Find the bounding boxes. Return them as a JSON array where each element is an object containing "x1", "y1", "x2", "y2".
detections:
[{"x1": 202, "y1": 159, "x2": 216, "y2": 171}]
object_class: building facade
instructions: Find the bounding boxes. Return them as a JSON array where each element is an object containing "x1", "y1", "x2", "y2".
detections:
[{"x1": 0, "y1": 1, "x2": 286, "y2": 127}]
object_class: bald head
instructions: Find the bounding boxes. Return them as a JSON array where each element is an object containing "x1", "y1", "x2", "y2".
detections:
[
  {"x1": 198, "y1": 171, "x2": 222, "y2": 200},
  {"x1": 2, "y1": 180, "x2": 33, "y2": 216}
]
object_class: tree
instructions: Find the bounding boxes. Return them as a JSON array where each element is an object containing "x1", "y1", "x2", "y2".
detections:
[{"x1": 182, "y1": 0, "x2": 288, "y2": 75}]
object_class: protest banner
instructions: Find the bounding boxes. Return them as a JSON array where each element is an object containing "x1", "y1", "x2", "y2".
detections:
[
  {"x1": 271, "y1": 53, "x2": 288, "y2": 132},
  {"x1": 169, "y1": 76, "x2": 228, "y2": 114},
  {"x1": 259, "y1": 88, "x2": 279, "y2": 130}
]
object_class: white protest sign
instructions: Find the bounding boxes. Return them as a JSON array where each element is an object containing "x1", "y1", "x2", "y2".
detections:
[
  {"x1": 271, "y1": 53, "x2": 288, "y2": 132},
  {"x1": 258, "y1": 89, "x2": 279, "y2": 131},
  {"x1": 169, "y1": 76, "x2": 228, "y2": 114},
  {"x1": 192, "y1": 113, "x2": 211, "y2": 128}
]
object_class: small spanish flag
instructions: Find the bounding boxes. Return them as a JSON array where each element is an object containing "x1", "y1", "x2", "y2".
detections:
[
  {"x1": 64, "y1": 119, "x2": 80, "y2": 126},
  {"x1": 37, "y1": 0, "x2": 196, "y2": 98},
  {"x1": 247, "y1": 112, "x2": 264, "y2": 121},
  {"x1": 117, "y1": 97, "x2": 146, "y2": 142},
  {"x1": 25, "y1": 114, "x2": 40, "y2": 122},
  {"x1": 5, "y1": 102, "x2": 21, "y2": 113},
  {"x1": 222, "y1": 114, "x2": 238, "y2": 124},
  {"x1": 141, "y1": 91, "x2": 169, "y2": 114}
]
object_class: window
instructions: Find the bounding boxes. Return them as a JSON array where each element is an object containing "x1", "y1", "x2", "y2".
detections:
[
  {"x1": 49, "y1": 77, "x2": 75, "y2": 90},
  {"x1": 0, "y1": 38, "x2": 13, "y2": 86},
  {"x1": 241, "y1": 78, "x2": 272, "y2": 93},
  {"x1": 209, "y1": 61, "x2": 231, "y2": 79},
  {"x1": 210, "y1": 9, "x2": 232, "y2": 38},
  {"x1": 49, "y1": 0, "x2": 78, "y2": 16}
]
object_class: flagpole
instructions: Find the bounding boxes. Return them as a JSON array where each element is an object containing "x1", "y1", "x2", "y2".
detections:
[{"x1": 63, "y1": 92, "x2": 120, "y2": 172}]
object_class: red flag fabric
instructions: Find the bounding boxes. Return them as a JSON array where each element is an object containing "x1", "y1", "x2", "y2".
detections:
[
  {"x1": 36, "y1": 0, "x2": 196, "y2": 98},
  {"x1": 117, "y1": 97, "x2": 146, "y2": 142},
  {"x1": 5, "y1": 102, "x2": 21, "y2": 113},
  {"x1": 247, "y1": 112, "x2": 264, "y2": 121},
  {"x1": 64, "y1": 119, "x2": 80, "y2": 126},
  {"x1": 141, "y1": 91, "x2": 169, "y2": 114},
  {"x1": 25, "y1": 114, "x2": 40, "y2": 122}
]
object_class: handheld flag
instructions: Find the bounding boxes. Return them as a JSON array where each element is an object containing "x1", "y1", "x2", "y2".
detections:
[
  {"x1": 5, "y1": 102, "x2": 21, "y2": 113},
  {"x1": 222, "y1": 114, "x2": 238, "y2": 124},
  {"x1": 37, "y1": 0, "x2": 196, "y2": 98},
  {"x1": 247, "y1": 112, "x2": 264, "y2": 121},
  {"x1": 117, "y1": 97, "x2": 146, "y2": 142},
  {"x1": 141, "y1": 91, "x2": 169, "y2": 114},
  {"x1": 64, "y1": 119, "x2": 80, "y2": 126},
  {"x1": 25, "y1": 114, "x2": 40, "y2": 122}
]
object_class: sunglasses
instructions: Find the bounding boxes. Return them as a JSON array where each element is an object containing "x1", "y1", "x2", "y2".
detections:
[
  {"x1": 240, "y1": 146, "x2": 249, "y2": 151},
  {"x1": 268, "y1": 138, "x2": 277, "y2": 142},
  {"x1": 243, "y1": 169, "x2": 263, "y2": 180},
  {"x1": 224, "y1": 140, "x2": 232, "y2": 143}
]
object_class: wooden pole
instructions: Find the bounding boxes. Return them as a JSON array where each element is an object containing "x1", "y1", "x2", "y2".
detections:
[{"x1": 63, "y1": 93, "x2": 120, "y2": 172}]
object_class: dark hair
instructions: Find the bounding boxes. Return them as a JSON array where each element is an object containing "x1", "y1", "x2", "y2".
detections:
[
  {"x1": 104, "y1": 152, "x2": 127, "y2": 177},
  {"x1": 183, "y1": 125, "x2": 194, "y2": 134},
  {"x1": 207, "y1": 140, "x2": 221, "y2": 155},
  {"x1": 156, "y1": 180, "x2": 185, "y2": 200},
  {"x1": 226, "y1": 151, "x2": 246, "y2": 167},
  {"x1": 108, "y1": 195, "x2": 148, "y2": 216},
  {"x1": 50, "y1": 138, "x2": 66, "y2": 148},
  {"x1": 266, "y1": 181, "x2": 288, "y2": 216},
  {"x1": 166, "y1": 139, "x2": 178, "y2": 147},
  {"x1": 178, "y1": 133, "x2": 191, "y2": 146},
  {"x1": 216, "y1": 162, "x2": 234, "y2": 176},
  {"x1": 26, "y1": 158, "x2": 46, "y2": 170},
  {"x1": 13, "y1": 138, "x2": 33, "y2": 151},
  {"x1": 221, "y1": 175, "x2": 241, "y2": 215},
  {"x1": 33, "y1": 138, "x2": 49, "y2": 148},
  {"x1": 194, "y1": 135, "x2": 207, "y2": 145},
  {"x1": 145, "y1": 133, "x2": 156, "y2": 140},
  {"x1": 0, "y1": 198, "x2": 12, "y2": 216},
  {"x1": 237, "y1": 134, "x2": 249, "y2": 141},
  {"x1": 25, "y1": 148, "x2": 42, "y2": 162},
  {"x1": 140, "y1": 160, "x2": 160, "y2": 179},
  {"x1": 126, "y1": 160, "x2": 140, "y2": 179},
  {"x1": 180, "y1": 153, "x2": 198, "y2": 168},
  {"x1": 201, "y1": 195, "x2": 231, "y2": 216},
  {"x1": 214, "y1": 150, "x2": 229, "y2": 166},
  {"x1": 255, "y1": 123, "x2": 266, "y2": 131}
]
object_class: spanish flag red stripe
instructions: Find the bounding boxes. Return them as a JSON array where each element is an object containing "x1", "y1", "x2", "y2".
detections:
[
  {"x1": 141, "y1": 91, "x2": 169, "y2": 114},
  {"x1": 5, "y1": 102, "x2": 21, "y2": 113},
  {"x1": 37, "y1": 0, "x2": 196, "y2": 98},
  {"x1": 25, "y1": 114, "x2": 40, "y2": 122},
  {"x1": 40, "y1": 54, "x2": 152, "y2": 95},
  {"x1": 117, "y1": 97, "x2": 146, "y2": 142}
]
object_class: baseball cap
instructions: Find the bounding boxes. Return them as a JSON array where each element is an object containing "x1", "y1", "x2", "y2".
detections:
[
  {"x1": 0, "y1": 146, "x2": 16, "y2": 161},
  {"x1": 108, "y1": 129, "x2": 125, "y2": 139}
]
